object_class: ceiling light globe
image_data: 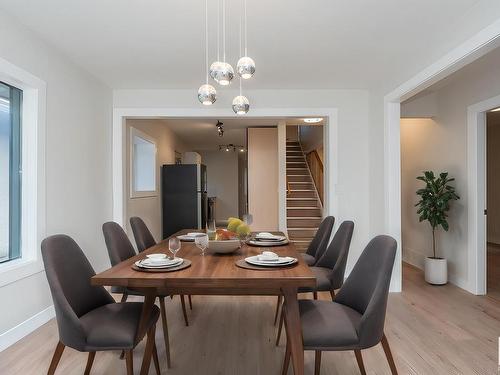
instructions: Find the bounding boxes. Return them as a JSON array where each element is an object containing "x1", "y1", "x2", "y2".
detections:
[
  {"x1": 232, "y1": 95, "x2": 250, "y2": 115},
  {"x1": 197, "y1": 84, "x2": 217, "y2": 105},
  {"x1": 237, "y1": 56, "x2": 256, "y2": 79},
  {"x1": 210, "y1": 61, "x2": 234, "y2": 85}
]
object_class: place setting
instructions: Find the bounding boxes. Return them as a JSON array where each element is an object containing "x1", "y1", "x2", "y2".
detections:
[
  {"x1": 236, "y1": 250, "x2": 298, "y2": 270},
  {"x1": 132, "y1": 237, "x2": 192, "y2": 272},
  {"x1": 246, "y1": 232, "x2": 289, "y2": 247}
]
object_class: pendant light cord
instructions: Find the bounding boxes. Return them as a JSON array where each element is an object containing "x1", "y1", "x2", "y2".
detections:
[
  {"x1": 217, "y1": 0, "x2": 220, "y2": 61},
  {"x1": 244, "y1": 0, "x2": 248, "y2": 56},
  {"x1": 222, "y1": 0, "x2": 226, "y2": 62},
  {"x1": 205, "y1": 0, "x2": 209, "y2": 84}
]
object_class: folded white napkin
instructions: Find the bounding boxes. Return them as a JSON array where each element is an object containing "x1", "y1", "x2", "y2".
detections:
[
  {"x1": 187, "y1": 232, "x2": 205, "y2": 238},
  {"x1": 257, "y1": 251, "x2": 279, "y2": 261},
  {"x1": 255, "y1": 232, "x2": 285, "y2": 240}
]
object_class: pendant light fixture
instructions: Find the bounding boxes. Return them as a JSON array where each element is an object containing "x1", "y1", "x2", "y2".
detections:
[
  {"x1": 198, "y1": 0, "x2": 216, "y2": 105},
  {"x1": 233, "y1": 3, "x2": 249, "y2": 115},
  {"x1": 210, "y1": 0, "x2": 234, "y2": 86},
  {"x1": 237, "y1": 0, "x2": 255, "y2": 79}
]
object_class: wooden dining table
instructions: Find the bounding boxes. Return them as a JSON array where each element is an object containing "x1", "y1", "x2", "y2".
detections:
[{"x1": 91, "y1": 230, "x2": 316, "y2": 375}]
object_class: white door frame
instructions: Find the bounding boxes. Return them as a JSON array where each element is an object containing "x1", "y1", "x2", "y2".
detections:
[
  {"x1": 467, "y1": 94, "x2": 500, "y2": 295},
  {"x1": 384, "y1": 19, "x2": 500, "y2": 294},
  {"x1": 112, "y1": 107, "x2": 338, "y2": 231}
]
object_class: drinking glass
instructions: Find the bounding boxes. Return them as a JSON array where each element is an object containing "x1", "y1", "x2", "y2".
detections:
[
  {"x1": 168, "y1": 237, "x2": 181, "y2": 259},
  {"x1": 207, "y1": 219, "x2": 217, "y2": 240},
  {"x1": 195, "y1": 234, "x2": 209, "y2": 256}
]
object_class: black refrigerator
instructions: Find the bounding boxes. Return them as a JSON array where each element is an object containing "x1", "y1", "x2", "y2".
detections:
[{"x1": 161, "y1": 164, "x2": 207, "y2": 238}]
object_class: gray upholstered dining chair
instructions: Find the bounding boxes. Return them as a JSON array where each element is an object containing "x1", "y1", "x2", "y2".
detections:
[
  {"x1": 277, "y1": 221, "x2": 354, "y2": 344},
  {"x1": 274, "y1": 216, "x2": 335, "y2": 325},
  {"x1": 129, "y1": 216, "x2": 192, "y2": 319},
  {"x1": 42, "y1": 234, "x2": 160, "y2": 375},
  {"x1": 103, "y1": 221, "x2": 188, "y2": 368},
  {"x1": 281, "y1": 235, "x2": 398, "y2": 375},
  {"x1": 300, "y1": 216, "x2": 335, "y2": 266}
]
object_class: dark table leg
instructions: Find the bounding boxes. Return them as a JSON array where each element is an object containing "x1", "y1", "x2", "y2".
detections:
[{"x1": 282, "y1": 287, "x2": 304, "y2": 375}]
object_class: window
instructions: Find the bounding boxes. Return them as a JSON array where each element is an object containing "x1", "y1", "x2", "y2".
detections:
[
  {"x1": 130, "y1": 127, "x2": 157, "y2": 198},
  {"x1": 0, "y1": 81, "x2": 22, "y2": 263}
]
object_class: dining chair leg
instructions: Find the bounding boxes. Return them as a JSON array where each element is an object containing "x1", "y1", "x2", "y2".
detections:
[
  {"x1": 276, "y1": 306, "x2": 285, "y2": 346},
  {"x1": 84, "y1": 352, "x2": 96, "y2": 375},
  {"x1": 159, "y1": 297, "x2": 171, "y2": 368},
  {"x1": 120, "y1": 350, "x2": 125, "y2": 360},
  {"x1": 47, "y1": 341, "x2": 65, "y2": 375},
  {"x1": 313, "y1": 291, "x2": 318, "y2": 300},
  {"x1": 314, "y1": 351, "x2": 322, "y2": 375},
  {"x1": 281, "y1": 339, "x2": 291, "y2": 375},
  {"x1": 152, "y1": 341, "x2": 161, "y2": 375},
  {"x1": 121, "y1": 292, "x2": 129, "y2": 303},
  {"x1": 274, "y1": 295, "x2": 283, "y2": 325},
  {"x1": 125, "y1": 350, "x2": 133, "y2": 375},
  {"x1": 354, "y1": 350, "x2": 366, "y2": 375},
  {"x1": 381, "y1": 334, "x2": 398, "y2": 375},
  {"x1": 139, "y1": 324, "x2": 156, "y2": 375},
  {"x1": 329, "y1": 289, "x2": 335, "y2": 301},
  {"x1": 180, "y1": 295, "x2": 189, "y2": 326},
  {"x1": 188, "y1": 295, "x2": 193, "y2": 310}
]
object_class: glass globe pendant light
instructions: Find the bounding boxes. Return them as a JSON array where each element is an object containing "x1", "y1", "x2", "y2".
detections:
[
  {"x1": 232, "y1": 79, "x2": 249, "y2": 115},
  {"x1": 198, "y1": 0, "x2": 216, "y2": 105},
  {"x1": 237, "y1": 0, "x2": 255, "y2": 79}
]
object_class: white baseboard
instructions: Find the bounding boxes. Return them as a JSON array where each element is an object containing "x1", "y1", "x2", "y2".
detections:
[
  {"x1": 403, "y1": 247, "x2": 425, "y2": 270},
  {"x1": 0, "y1": 305, "x2": 55, "y2": 352}
]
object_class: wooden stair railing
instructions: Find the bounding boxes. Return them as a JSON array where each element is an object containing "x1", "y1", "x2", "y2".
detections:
[{"x1": 305, "y1": 150, "x2": 324, "y2": 205}]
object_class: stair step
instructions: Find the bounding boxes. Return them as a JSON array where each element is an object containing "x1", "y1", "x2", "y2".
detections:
[
  {"x1": 289, "y1": 182, "x2": 314, "y2": 190},
  {"x1": 287, "y1": 175, "x2": 312, "y2": 182},
  {"x1": 286, "y1": 161, "x2": 307, "y2": 166},
  {"x1": 287, "y1": 208, "x2": 322, "y2": 217},
  {"x1": 286, "y1": 141, "x2": 300, "y2": 146},
  {"x1": 286, "y1": 168, "x2": 309, "y2": 175},
  {"x1": 288, "y1": 228, "x2": 318, "y2": 238},
  {"x1": 286, "y1": 199, "x2": 318, "y2": 207},
  {"x1": 287, "y1": 218, "x2": 322, "y2": 228},
  {"x1": 286, "y1": 147, "x2": 302, "y2": 151},
  {"x1": 286, "y1": 157, "x2": 305, "y2": 161},
  {"x1": 286, "y1": 151, "x2": 303, "y2": 157},
  {"x1": 288, "y1": 190, "x2": 317, "y2": 198}
]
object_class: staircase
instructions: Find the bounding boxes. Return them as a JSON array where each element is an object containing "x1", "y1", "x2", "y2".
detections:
[{"x1": 286, "y1": 141, "x2": 323, "y2": 252}]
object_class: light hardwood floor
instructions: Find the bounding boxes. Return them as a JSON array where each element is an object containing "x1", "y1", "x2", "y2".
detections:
[{"x1": 0, "y1": 264, "x2": 499, "y2": 374}]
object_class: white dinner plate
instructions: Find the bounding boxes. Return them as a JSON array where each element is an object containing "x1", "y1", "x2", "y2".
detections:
[
  {"x1": 247, "y1": 239, "x2": 289, "y2": 247},
  {"x1": 245, "y1": 256, "x2": 297, "y2": 267},
  {"x1": 177, "y1": 233, "x2": 205, "y2": 242},
  {"x1": 135, "y1": 257, "x2": 183, "y2": 269}
]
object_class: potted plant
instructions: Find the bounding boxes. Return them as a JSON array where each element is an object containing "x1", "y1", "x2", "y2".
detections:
[{"x1": 415, "y1": 171, "x2": 460, "y2": 285}]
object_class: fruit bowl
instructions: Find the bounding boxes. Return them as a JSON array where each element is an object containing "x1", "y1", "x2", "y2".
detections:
[{"x1": 208, "y1": 239, "x2": 241, "y2": 254}]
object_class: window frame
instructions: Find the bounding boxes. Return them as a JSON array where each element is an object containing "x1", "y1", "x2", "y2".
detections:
[
  {"x1": 0, "y1": 57, "x2": 46, "y2": 287},
  {"x1": 0, "y1": 82, "x2": 22, "y2": 263},
  {"x1": 129, "y1": 127, "x2": 158, "y2": 199}
]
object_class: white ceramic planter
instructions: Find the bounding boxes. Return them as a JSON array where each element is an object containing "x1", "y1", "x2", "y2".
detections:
[{"x1": 424, "y1": 257, "x2": 447, "y2": 285}]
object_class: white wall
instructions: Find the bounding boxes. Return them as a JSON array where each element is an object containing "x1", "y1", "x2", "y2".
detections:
[
  {"x1": 125, "y1": 119, "x2": 188, "y2": 242},
  {"x1": 400, "y1": 47, "x2": 500, "y2": 288},
  {"x1": 299, "y1": 125, "x2": 324, "y2": 158},
  {"x1": 113, "y1": 88, "x2": 372, "y2": 282},
  {"x1": 198, "y1": 150, "x2": 239, "y2": 222},
  {"x1": 0, "y1": 11, "x2": 112, "y2": 339}
]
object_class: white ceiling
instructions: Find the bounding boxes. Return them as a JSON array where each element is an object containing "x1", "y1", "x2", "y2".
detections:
[
  {"x1": 139, "y1": 117, "x2": 322, "y2": 150},
  {"x1": 1, "y1": 0, "x2": 499, "y2": 90}
]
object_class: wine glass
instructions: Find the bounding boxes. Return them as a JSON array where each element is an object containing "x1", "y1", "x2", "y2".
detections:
[
  {"x1": 168, "y1": 237, "x2": 181, "y2": 260},
  {"x1": 195, "y1": 234, "x2": 209, "y2": 256}
]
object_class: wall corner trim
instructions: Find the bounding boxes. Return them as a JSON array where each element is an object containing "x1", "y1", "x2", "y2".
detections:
[{"x1": 0, "y1": 305, "x2": 55, "y2": 352}]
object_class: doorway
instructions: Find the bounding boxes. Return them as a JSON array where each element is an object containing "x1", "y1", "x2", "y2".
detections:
[{"x1": 486, "y1": 109, "x2": 500, "y2": 300}]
